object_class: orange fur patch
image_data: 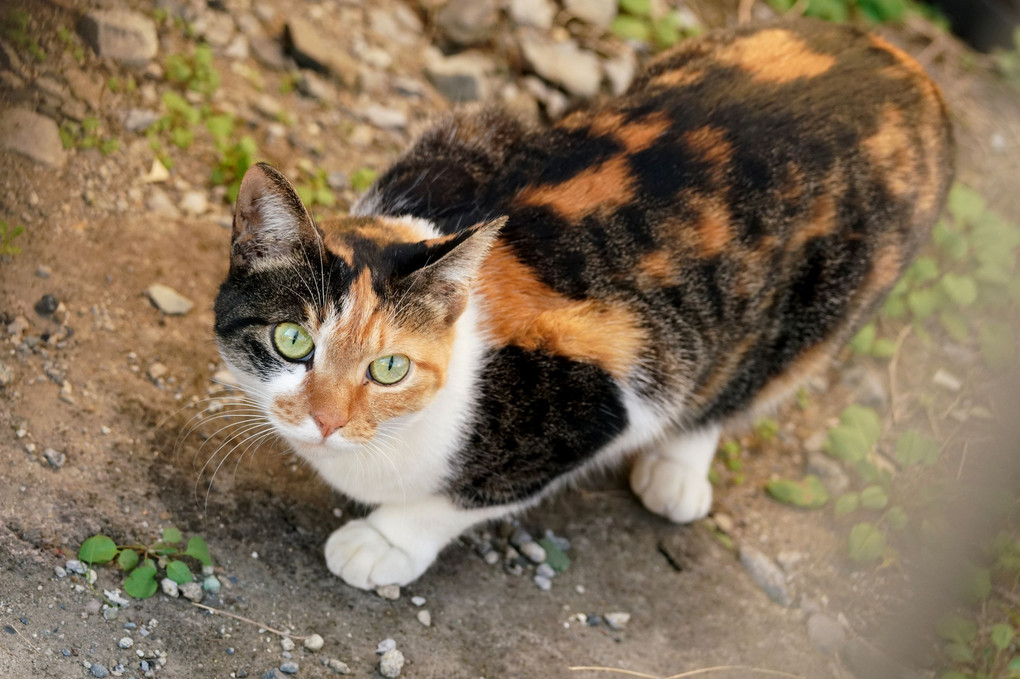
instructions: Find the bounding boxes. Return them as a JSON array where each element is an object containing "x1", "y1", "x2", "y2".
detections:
[
  {"x1": 561, "y1": 111, "x2": 671, "y2": 155},
  {"x1": 637, "y1": 249, "x2": 678, "y2": 285},
  {"x1": 516, "y1": 154, "x2": 636, "y2": 222},
  {"x1": 684, "y1": 126, "x2": 733, "y2": 186},
  {"x1": 650, "y1": 68, "x2": 705, "y2": 89},
  {"x1": 863, "y1": 107, "x2": 917, "y2": 200},
  {"x1": 786, "y1": 193, "x2": 838, "y2": 252},
  {"x1": 477, "y1": 244, "x2": 646, "y2": 378},
  {"x1": 715, "y1": 29, "x2": 836, "y2": 83}
]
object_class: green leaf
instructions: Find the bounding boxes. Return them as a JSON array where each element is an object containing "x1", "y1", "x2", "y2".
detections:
[
  {"x1": 848, "y1": 522, "x2": 886, "y2": 563},
  {"x1": 766, "y1": 475, "x2": 830, "y2": 509},
  {"x1": 947, "y1": 183, "x2": 986, "y2": 224},
  {"x1": 834, "y1": 492, "x2": 860, "y2": 516},
  {"x1": 610, "y1": 14, "x2": 652, "y2": 42},
  {"x1": 871, "y1": 338, "x2": 897, "y2": 359},
  {"x1": 895, "y1": 430, "x2": 940, "y2": 467},
  {"x1": 79, "y1": 535, "x2": 118, "y2": 564},
  {"x1": 123, "y1": 565, "x2": 158, "y2": 599},
  {"x1": 965, "y1": 567, "x2": 992, "y2": 602},
  {"x1": 860, "y1": 485, "x2": 888, "y2": 510},
  {"x1": 619, "y1": 0, "x2": 652, "y2": 16},
  {"x1": 825, "y1": 424, "x2": 871, "y2": 463},
  {"x1": 940, "y1": 274, "x2": 978, "y2": 307},
  {"x1": 979, "y1": 322, "x2": 1015, "y2": 369},
  {"x1": 882, "y1": 293, "x2": 907, "y2": 319},
  {"x1": 907, "y1": 287, "x2": 940, "y2": 321},
  {"x1": 350, "y1": 167, "x2": 377, "y2": 193},
  {"x1": 117, "y1": 548, "x2": 139, "y2": 572},
  {"x1": 939, "y1": 309, "x2": 970, "y2": 342},
  {"x1": 991, "y1": 624, "x2": 1015, "y2": 652},
  {"x1": 166, "y1": 560, "x2": 194, "y2": 584},
  {"x1": 652, "y1": 15, "x2": 682, "y2": 48},
  {"x1": 886, "y1": 506, "x2": 908, "y2": 531},
  {"x1": 841, "y1": 404, "x2": 882, "y2": 442},
  {"x1": 849, "y1": 323, "x2": 876, "y2": 353},
  {"x1": 184, "y1": 535, "x2": 212, "y2": 566},
  {"x1": 162, "y1": 526, "x2": 183, "y2": 544},
  {"x1": 933, "y1": 221, "x2": 969, "y2": 260},
  {"x1": 538, "y1": 538, "x2": 570, "y2": 573},
  {"x1": 804, "y1": 0, "x2": 849, "y2": 22},
  {"x1": 943, "y1": 642, "x2": 975, "y2": 664},
  {"x1": 907, "y1": 256, "x2": 939, "y2": 285},
  {"x1": 938, "y1": 616, "x2": 978, "y2": 644}
]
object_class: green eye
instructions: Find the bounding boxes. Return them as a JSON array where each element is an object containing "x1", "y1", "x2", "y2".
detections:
[
  {"x1": 368, "y1": 354, "x2": 410, "y2": 385},
  {"x1": 273, "y1": 322, "x2": 314, "y2": 361}
]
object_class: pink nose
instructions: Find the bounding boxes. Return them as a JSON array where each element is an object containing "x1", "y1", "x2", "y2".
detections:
[{"x1": 312, "y1": 411, "x2": 349, "y2": 439}]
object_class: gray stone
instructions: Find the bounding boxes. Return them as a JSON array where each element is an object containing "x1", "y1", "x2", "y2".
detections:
[
  {"x1": 278, "y1": 661, "x2": 298, "y2": 675},
  {"x1": 285, "y1": 18, "x2": 359, "y2": 89},
  {"x1": 840, "y1": 364, "x2": 888, "y2": 410},
  {"x1": 533, "y1": 574, "x2": 551, "y2": 590},
  {"x1": 363, "y1": 105, "x2": 407, "y2": 130},
  {"x1": 66, "y1": 560, "x2": 86, "y2": 575},
  {"x1": 192, "y1": 11, "x2": 235, "y2": 48},
  {"x1": 0, "y1": 108, "x2": 66, "y2": 168},
  {"x1": 90, "y1": 663, "x2": 110, "y2": 678},
  {"x1": 122, "y1": 108, "x2": 161, "y2": 132},
  {"x1": 78, "y1": 10, "x2": 158, "y2": 66},
  {"x1": 302, "y1": 633, "x2": 324, "y2": 651},
  {"x1": 510, "y1": 0, "x2": 556, "y2": 29},
  {"x1": 147, "y1": 283, "x2": 193, "y2": 316},
  {"x1": 806, "y1": 451, "x2": 850, "y2": 496},
  {"x1": 564, "y1": 0, "x2": 617, "y2": 28},
  {"x1": 280, "y1": 637, "x2": 296, "y2": 652},
  {"x1": 519, "y1": 541, "x2": 546, "y2": 564},
  {"x1": 118, "y1": 636, "x2": 134, "y2": 649},
  {"x1": 436, "y1": 0, "x2": 499, "y2": 46},
  {"x1": 535, "y1": 563, "x2": 555, "y2": 579},
  {"x1": 202, "y1": 575, "x2": 221, "y2": 593},
  {"x1": 180, "y1": 190, "x2": 208, "y2": 216},
  {"x1": 379, "y1": 648, "x2": 404, "y2": 678},
  {"x1": 739, "y1": 546, "x2": 792, "y2": 607},
  {"x1": 224, "y1": 35, "x2": 249, "y2": 60},
  {"x1": 375, "y1": 638, "x2": 396, "y2": 655},
  {"x1": 250, "y1": 35, "x2": 290, "y2": 71},
  {"x1": 603, "y1": 612, "x2": 631, "y2": 630},
  {"x1": 424, "y1": 48, "x2": 494, "y2": 102},
  {"x1": 0, "y1": 361, "x2": 13, "y2": 388},
  {"x1": 296, "y1": 71, "x2": 334, "y2": 101},
  {"x1": 326, "y1": 658, "x2": 351, "y2": 674},
  {"x1": 519, "y1": 33, "x2": 602, "y2": 98},
  {"x1": 160, "y1": 578, "x2": 179, "y2": 598},
  {"x1": 410, "y1": 596, "x2": 426, "y2": 607},
  {"x1": 603, "y1": 50, "x2": 637, "y2": 96},
  {"x1": 146, "y1": 188, "x2": 180, "y2": 218},
  {"x1": 416, "y1": 610, "x2": 431, "y2": 627},
  {"x1": 375, "y1": 584, "x2": 400, "y2": 600},
  {"x1": 43, "y1": 448, "x2": 65, "y2": 469},
  {"x1": 179, "y1": 581, "x2": 204, "y2": 602},
  {"x1": 807, "y1": 613, "x2": 846, "y2": 655}
]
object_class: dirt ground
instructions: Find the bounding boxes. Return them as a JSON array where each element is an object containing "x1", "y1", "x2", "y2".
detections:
[{"x1": 1, "y1": 1, "x2": 1019, "y2": 678}]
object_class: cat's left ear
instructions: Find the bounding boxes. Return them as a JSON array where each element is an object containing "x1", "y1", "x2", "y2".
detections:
[
  {"x1": 391, "y1": 217, "x2": 506, "y2": 325},
  {"x1": 230, "y1": 162, "x2": 320, "y2": 270}
]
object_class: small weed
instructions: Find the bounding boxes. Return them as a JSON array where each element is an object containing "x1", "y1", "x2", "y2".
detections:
[
  {"x1": 165, "y1": 44, "x2": 220, "y2": 97},
  {"x1": 0, "y1": 219, "x2": 25, "y2": 256},
  {"x1": 611, "y1": 0, "x2": 700, "y2": 50},
  {"x1": 59, "y1": 117, "x2": 120, "y2": 155},
  {"x1": 295, "y1": 166, "x2": 337, "y2": 210},
  {"x1": 350, "y1": 167, "x2": 378, "y2": 193},
  {"x1": 210, "y1": 134, "x2": 258, "y2": 203},
  {"x1": 107, "y1": 75, "x2": 137, "y2": 94},
  {"x1": 2, "y1": 8, "x2": 45, "y2": 61},
  {"x1": 78, "y1": 528, "x2": 213, "y2": 599},
  {"x1": 993, "y1": 27, "x2": 1020, "y2": 81},
  {"x1": 56, "y1": 25, "x2": 85, "y2": 63}
]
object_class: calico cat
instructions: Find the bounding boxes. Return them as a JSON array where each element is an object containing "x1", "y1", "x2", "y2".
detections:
[{"x1": 214, "y1": 18, "x2": 953, "y2": 590}]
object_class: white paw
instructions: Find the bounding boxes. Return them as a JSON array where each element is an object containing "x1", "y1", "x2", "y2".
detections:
[
  {"x1": 631, "y1": 454, "x2": 713, "y2": 524},
  {"x1": 324, "y1": 519, "x2": 431, "y2": 590}
]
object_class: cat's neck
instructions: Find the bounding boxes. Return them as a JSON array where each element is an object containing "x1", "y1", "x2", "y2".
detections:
[{"x1": 304, "y1": 293, "x2": 486, "y2": 505}]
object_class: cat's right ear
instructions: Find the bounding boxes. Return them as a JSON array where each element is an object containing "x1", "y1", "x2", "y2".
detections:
[{"x1": 230, "y1": 162, "x2": 319, "y2": 270}]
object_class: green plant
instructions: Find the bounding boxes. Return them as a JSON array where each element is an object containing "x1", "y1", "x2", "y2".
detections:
[
  {"x1": 0, "y1": 219, "x2": 25, "y2": 256},
  {"x1": 56, "y1": 25, "x2": 85, "y2": 63},
  {"x1": 165, "y1": 44, "x2": 220, "y2": 96},
  {"x1": 59, "y1": 117, "x2": 120, "y2": 155},
  {"x1": 351, "y1": 167, "x2": 378, "y2": 193},
  {"x1": 993, "y1": 27, "x2": 1020, "y2": 80},
  {"x1": 2, "y1": 9, "x2": 45, "y2": 61},
  {"x1": 77, "y1": 528, "x2": 213, "y2": 599},
  {"x1": 295, "y1": 167, "x2": 337, "y2": 210},
  {"x1": 611, "y1": 0, "x2": 700, "y2": 50},
  {"x1": 210, "y1": 134, "x2": 258, "y2": 203}
]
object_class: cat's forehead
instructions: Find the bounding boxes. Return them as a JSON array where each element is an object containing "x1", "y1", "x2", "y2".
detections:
[{"x1": 319, "y1": 215, "x2": 440, "y2": 266}]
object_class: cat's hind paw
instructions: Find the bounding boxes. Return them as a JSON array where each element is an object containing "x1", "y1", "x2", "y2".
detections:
[
  {"x1": 324, "y1": 519, "x2": 429, "y2": 590},
  {"x1": 630, "y1": 454, "x2": 713, "y2": 524}
]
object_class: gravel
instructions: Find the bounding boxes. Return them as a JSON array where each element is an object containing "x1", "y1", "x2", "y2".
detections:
[
  {"x1": 519, "y1": 33, "x2": 602, "y2": 98},
  {"x1": 535, "y1": 563, "x2": 555, "y2": 579},
  {"x1": 379, "y1": 648, "x2": 405, "y2": 678},
  {"x1": 739, "y1": 546, "x2": 793, "y2": 607},
  {"x1": 509, "y1": 0, "x2": 556, "y2": 29},
  {"x1": 34, "y1": 294, "x2": 59, "y2": 316},
  {"x1": 564, "y1": 0, "x2": 617, "y2": 27},
  {"x1": 118, "y1": 637, "x2": 134, "y2": 649}
]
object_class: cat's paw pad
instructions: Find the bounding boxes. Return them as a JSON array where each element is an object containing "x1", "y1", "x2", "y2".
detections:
[
  {"x1": 630, "y1": 454, "x2": 713, "y2": 524},
  {"x1": 324, "y1": 520, "x2": 425, "y2": 590}
]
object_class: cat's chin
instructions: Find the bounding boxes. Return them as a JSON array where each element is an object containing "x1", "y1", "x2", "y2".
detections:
[{"x1": 287, "y1": 436, "x2": 362, "y2": 458}]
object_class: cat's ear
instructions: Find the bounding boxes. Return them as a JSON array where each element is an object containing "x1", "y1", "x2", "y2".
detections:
[
  {"x1": 230, "y1": 162, "x2": 319, "y2": 270},
  {"x1": 391, "y1": 217, "x2": 506, "y2": 324}
]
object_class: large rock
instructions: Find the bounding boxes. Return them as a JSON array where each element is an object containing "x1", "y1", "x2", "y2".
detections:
[
  {"x1": 424, "y1": 47, "x2": 495, "y2": 102},
  {"x1": 284, "y1": 17, "x2": 359, "y2": 89},
  {"x1": 436, "y1": 0, "x2": 499, "y2": 46},
  {"x1": 78, "y1": 10, "x2": 158, "y2": 66},
  {"x1": 519, "y1": 33, "x2": 602, "y2": 98},
  {"x1": 0, "y1": 108, "x2": 66, "y2": 168}
]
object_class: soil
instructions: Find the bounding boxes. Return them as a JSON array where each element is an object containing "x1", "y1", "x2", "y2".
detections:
[{"x1": 1, "y1": 1, "x2": 1018, "y2": 679}]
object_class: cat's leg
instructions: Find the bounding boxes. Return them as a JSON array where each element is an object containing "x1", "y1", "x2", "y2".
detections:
[
  {"x1": 630, "y1": 424, "x2": 720, "y2": 524},
  {"x1": 324, "y1": 495, "x2": 504, "y2": 590}
]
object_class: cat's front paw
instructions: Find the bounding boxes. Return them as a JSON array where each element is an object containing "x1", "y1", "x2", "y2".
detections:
[
  {"x1": 631, "y1": 454, "x2": 713, "y2": 524},
  {"x1": 324, "y1": 520, "x2": 432, "y2": 590}
]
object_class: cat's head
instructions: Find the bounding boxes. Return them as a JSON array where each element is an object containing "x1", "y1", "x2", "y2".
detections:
[{"x1": 214, "y1": 162, "x2": 501, "y2": 453}]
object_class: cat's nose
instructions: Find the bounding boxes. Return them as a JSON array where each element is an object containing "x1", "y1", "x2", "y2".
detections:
[{"x1": 312, "y1": 411, "x2": 349, "y2": 439}]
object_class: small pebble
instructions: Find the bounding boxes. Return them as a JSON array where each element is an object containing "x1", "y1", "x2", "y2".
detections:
[
  {"x1": 326, "y1": 658, "x2": 351, "y2": 674},
  {"x1": 102, "y1": 607, "x2": 119, "y2": 621},
  {"x1": 179, "y1": 581, "x2": 204, "y2": 602},
  {"x1": 160, "y1": 578, "x2": 179, "y2": 598},
  {"x1": 34, "y1": 294, "x2": 59, "y2": 316},
  {"x1": 739, "y1": 546, "x2": 793, "y2": 607},
  {"x1": 36, "y1": 265, "x2": 52, "y2": 278},
  {"x1": 416, "y1": 610, "x2": 431, "y2": 627},
  {"x1": 604, "y1": 612, "x2": 631, "y2": 630},
  {"x1": 807, "y1": 613, "x2": 847, "y2": 655},
  {"x1": 379, "y1": 648, "x2": 404, "y2": 678},
  {"x1": 410, "y1": 596, "x2": 426, "y2": 607},
  {"x1": 585, "y1": 614, "x2": 601, "y2": 627},
  {"x1": 118, "y1": 637, "x2": 134, "y2": 649},
  {"x1": 509, "y1": 527, "x2": 532, "y2": 547},
  {"x1": 933, "y1": 368, "x2": 963, "y2": 392},
  {"x1": 43, "y1": 448, "x2": 66, "y2": 469},
  {"x1": 302, "y1": 633, "x2": 324, "y2": 651},
  {"x1": 535, "y1": 563, "x2": 555, "y2": 579},
  {"x1": 376, "y1": 638, "x2": 396, "y2": 655},
  {"x1": 375, "y1": 584, "x2": 400, "y2": 600},
  {"x1": 90, "y1": 663, "x2": 109, "y2": 678},
  {"x1": 483, "y1": 551, "x2": 499, "y2": 566},
  {"x1": 84, "y1": 599, "x2": 101, "y2": 614},
  {"x1": 519, "y1": 540, "x2": 547, "y2": 564},
  {"x1": 227, "y1": 647, "x2": 235, "y2": 655},
  {"x1": 533, "y1": 575, "x2": 552, "y2": 591},
  {"x1": 54, "y1": 566, "x2": 67, "y2": 578},
  {"x1": 203, "y1": 574, "x2": 221, "y2": 593},
  {"x1": 279, "y1": 661, "x2": 299, "y2": 674},
  {"x1": 280, "y1": 637, "x2": 295, "y2": 652}
]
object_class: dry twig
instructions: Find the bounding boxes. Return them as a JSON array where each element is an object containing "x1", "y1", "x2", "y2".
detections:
[
  {"x1": 569, "y1": 664, "x2": 806, "y2": 678},
  {"x1": 191, "y1": 602, "x2": 311, "y2": 640}
]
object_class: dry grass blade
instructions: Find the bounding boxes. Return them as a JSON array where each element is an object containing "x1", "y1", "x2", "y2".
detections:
[
  {"x1": 569, "y1": 665, "x2": 806, "y2": 679},
  {"x1": 191, "y1": 602, "x2": 311, "y2": 640}
]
